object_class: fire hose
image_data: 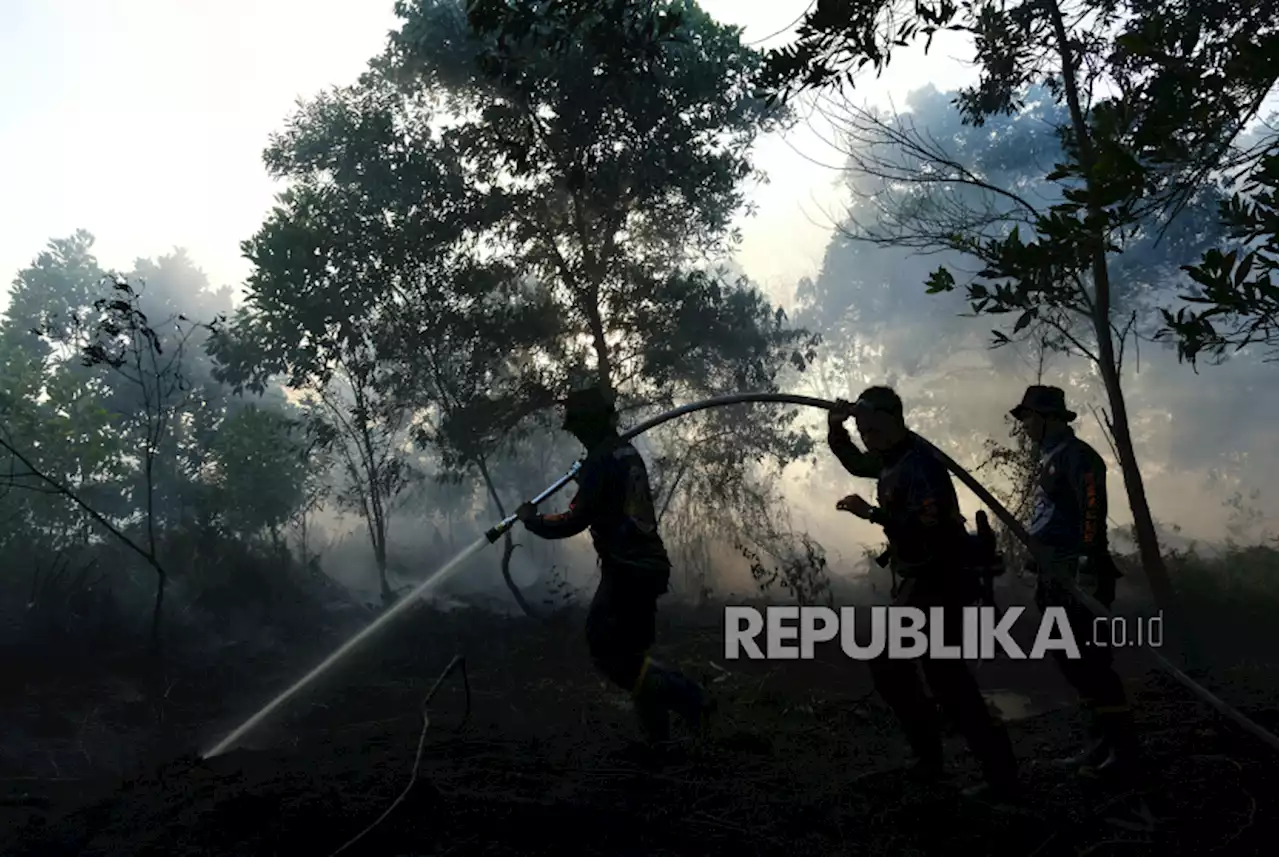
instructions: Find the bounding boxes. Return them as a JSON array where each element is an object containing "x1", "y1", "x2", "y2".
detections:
[
  {"x1": 203, "y1": 391, "x2": 1277, "y2": 760},
  {"x1": 485, "y1": 392, "x2": 1279, "y2": 751}
]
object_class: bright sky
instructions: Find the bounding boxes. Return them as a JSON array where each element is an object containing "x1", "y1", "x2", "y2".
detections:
[{"x1": 0, "y1": 0, "x2": 974, "y2": 314}]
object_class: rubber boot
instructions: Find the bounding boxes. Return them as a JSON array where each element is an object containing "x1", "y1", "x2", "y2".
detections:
[
  {"x1": 629, "y1": 658, "x2": 672, "y2": 747},
  {"x1": 965, "y1": 728, "x2": 1020, "y2": 802},
  {"x1": 632, "y1": 692, "x2": 671, "y2": 746},
  {"x1": 635, "y1": 658, "x2": 714, "y2": 739},
  {"x1": 886, "y1": 720, "x2": 945, "y2": 780},
  {"x1": 1080, "y1": 708, "x2": 1141, "y2": 780}
]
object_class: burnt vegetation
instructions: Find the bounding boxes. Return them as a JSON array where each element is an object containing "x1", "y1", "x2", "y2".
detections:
[{"x1": 0, "y1": 1, "x2": 1275, "y2": 855}]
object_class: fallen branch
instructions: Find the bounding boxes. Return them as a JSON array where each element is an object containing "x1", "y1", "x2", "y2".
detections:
[
  {"x1": 0, "y1": 435, "x2": 163, "y2": 578},
  {"x1": 329, "y1": 654, "x2": 471, "y2": 857}
]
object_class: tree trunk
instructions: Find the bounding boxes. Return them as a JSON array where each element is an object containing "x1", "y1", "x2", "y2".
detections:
[
  {"x1": 299, "y1": 511, "x2": 310, "y2": 565},
  {"x1": 1044, "y1": 0, "x2": 1177, "y2": 619},
  {"x1": 144, "y1": 447, "x2": 163, "y2": 650},
  {"x1": 1094, "y1": 344, "x2": 1175, "y2": 599},
  {"x1": 416, "y1": 344, "x2": 536, "y2": 615},
  {"x1": 149, "y1": 570, "x2": 166, "y2": 653},
  {"x1": 584, "y1": 296, "x2": 614, "y2": 392},
  {"x1": 474, "y1": 455, "x2": 538, "y2": 617},
  {"x1": 370, "y1": 482, "x2": 394, "y2": 603},
  {"x1": 373, "y1": 522, "x2": 392, "y2": 602}
]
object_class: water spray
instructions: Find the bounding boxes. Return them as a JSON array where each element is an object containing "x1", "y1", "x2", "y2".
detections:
[
  {"x1": 202, "y1": 392, "x2": 1277, "y2": 759},
  {"x1": 200, "y1": 537, "x2": 492, "y2": 758}
]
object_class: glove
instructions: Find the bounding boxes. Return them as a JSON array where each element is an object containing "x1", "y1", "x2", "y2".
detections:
[
  {"x1": 515, "y1": 502, "x2": 538, "y2": 523},
  {"x1": 828, "y1": 398, "x2": 853, "y2": 430}
]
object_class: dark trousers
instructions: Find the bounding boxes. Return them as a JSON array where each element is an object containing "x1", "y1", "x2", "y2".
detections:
[
  {"x1": 868, "y1": 575, "x2": 1017, "y2": 783},
  {"x1": 1035, "y1": 565, "x2": 1136, "y2": 751},
  {"x1": 585, "y1": 566, "x2": 667, "y2": 692}
]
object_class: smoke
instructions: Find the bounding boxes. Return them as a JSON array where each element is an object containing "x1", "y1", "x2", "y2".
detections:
[
  {"x1": 4, "y1": 82, "x2": 1273, "y2": 629},
  {"x1": 761, "y1": 84, "x2": 1278, "y2": 551}
]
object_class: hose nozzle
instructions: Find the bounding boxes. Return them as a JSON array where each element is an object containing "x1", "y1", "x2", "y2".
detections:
[
  {"x1": 484, "y1": 515, "x2": 517, "y2": 544},
  {"x1": 481, "y1": 459, "x2": 584, "y2": 545}
]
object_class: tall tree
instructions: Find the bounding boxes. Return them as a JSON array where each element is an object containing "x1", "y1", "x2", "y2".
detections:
[
  {"x1": 222, "y1": 0, "x2": 826, "y2": 607},
  {"x1": 209, "y1": 70, "x2": 561, "y2": 609},
  {"x1": 206, "y1": 405, "x2": 313, "y2": 546},
  {"x1": 11, "y1": 274, "x2": 211, "y2": 650},
  {"x1": 211, "y1": 237, "x2": 419, "y2": 605},
  {"x1": 2, "y1": 232, "x2": 318, "y2": 646},
  {"x1": 385, "y1": 0, "x2": 824, "y2": 595},
  {"x1": 1, "y1": 234, "x2": 127, "y2": 546},
  {"x1": 762, "y1": 0, "x2": 1277, "y2": 617},
  {"x1": 3, "y1": 234, "x2": 245, "y2": 534}
]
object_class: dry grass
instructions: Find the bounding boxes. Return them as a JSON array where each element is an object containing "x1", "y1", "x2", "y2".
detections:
[{"x1": 1, "y1": 592, "x2": 1275, "y2": 856}]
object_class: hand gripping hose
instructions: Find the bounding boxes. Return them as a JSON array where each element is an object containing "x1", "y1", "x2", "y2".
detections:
[
  {"x1": 493, "y1": 392, "x2": 1278, "y2": 751},
  {"x1": 484, "y1": 460, "x2": 583, "y2": 544}
]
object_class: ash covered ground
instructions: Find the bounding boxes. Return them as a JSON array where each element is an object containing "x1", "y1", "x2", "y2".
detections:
[{"x1": 1, "y1": 582, "x2": 1275, "y2": 857}]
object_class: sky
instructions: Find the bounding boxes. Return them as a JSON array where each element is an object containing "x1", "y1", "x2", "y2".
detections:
[
  {"x1": 0, "y1": 1, "x2": 1272, "y2": 590},
  {"x1": 0, "y1": 0, "x2": 974, "y2": 314}
]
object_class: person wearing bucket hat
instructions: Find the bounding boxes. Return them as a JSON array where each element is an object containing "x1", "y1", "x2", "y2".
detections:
[
  {"x1": 515, "y1": 385, "x2": 713, "y2": 750},
  {"x1": 829, "y1": 386, "x2": 1020, "y2": 802},
  {"x1": 1011, "y1": 384, "x2": 1141, "y2": 778}
]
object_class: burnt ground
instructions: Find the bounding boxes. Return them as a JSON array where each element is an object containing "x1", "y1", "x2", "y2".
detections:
[{"x1": 1, "y1": 596, "x2": 1276, "y2": 857}]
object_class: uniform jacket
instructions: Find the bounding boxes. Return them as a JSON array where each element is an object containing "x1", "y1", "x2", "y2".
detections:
[
  {"x1": 829, "y1": 425, "x2": 969, "y2": 578},
  {"x1": 1027, "y1": 426, "x2": 1110, "y2": 560},
  {"x1": 524, "y1": 440, "x2": 671, "y2": 576}
]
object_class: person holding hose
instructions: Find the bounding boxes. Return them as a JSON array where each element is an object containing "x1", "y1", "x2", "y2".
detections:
[
  {"x1": 829, "y1": 386, "x2": 1019, "y2": 801},
  {"x1": 516, "y1": 385, "x2": 713, "y2": 749},
  {"x1": 1011, "y1": 385, "x2": 1141, "y2": 778}
]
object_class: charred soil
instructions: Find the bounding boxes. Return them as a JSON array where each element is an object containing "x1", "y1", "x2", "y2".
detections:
[{"x1": 1, "y1": 599, "x2": 1275, "y2": 857}]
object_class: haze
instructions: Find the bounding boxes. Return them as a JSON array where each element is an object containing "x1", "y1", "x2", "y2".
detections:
[{"x1": 1, "y1": 0, "x2": 1274, "y2": 609}]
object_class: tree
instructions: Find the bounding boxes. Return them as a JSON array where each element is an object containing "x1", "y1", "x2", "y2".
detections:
[
  {"x1": 1, "y1": 230, "x2": 107, "y2": 367},
  {"x1": 223, "y1": 0, "x2": 827, "y2": 608},
  {"x1": 789, "y1": 84, "x2": 1226, "y2": 496},
  {"x1": 54, "y1": 278, "x2": 220, "y2": 648},
  {"x1": 0, "y1": 335, "x2": 127, "y2": 553},
  {"x1": 3, "y1": 273, "x2": 213, "y2": 649},
  {"x1": 788, "y1": 87, "x2": 1089, "y2": 457},
  {"x1": 0, "y1": 234, "x2": 131, "y2": 545},
  {"x1": 209, "y1": 69, "x2": 561, "y2": 612},
  {"x1": 463, "y1": 0, "x2": 688, "y2": 78},
  {"x1": 393, "y1": 301, "x2": 564, "y2": 618},
  {"x1": 119, "y1": 250, "x2": 245, "y2": 529},
  {"x1": 1, "y1": 232, "x2": 312, "y2": 649},
  {"x1": 762, "y1": 0, "x2": 1277, "y2": 618},
  {"x1": 384, "y1": 0, "x2": 824, "y2": 594},
  {"x1": 212, "y1": 300, "x2": 417, "y2": 606},
  {"x1": 1158, "y1": 135, "x2": 1278, "y2": 365},
  {"x1": 206, "y1": 405, "x2": 312, "y2": 546},
  {"x1": 3, "y1": 235, "x2": 248, "y2": 536}
]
